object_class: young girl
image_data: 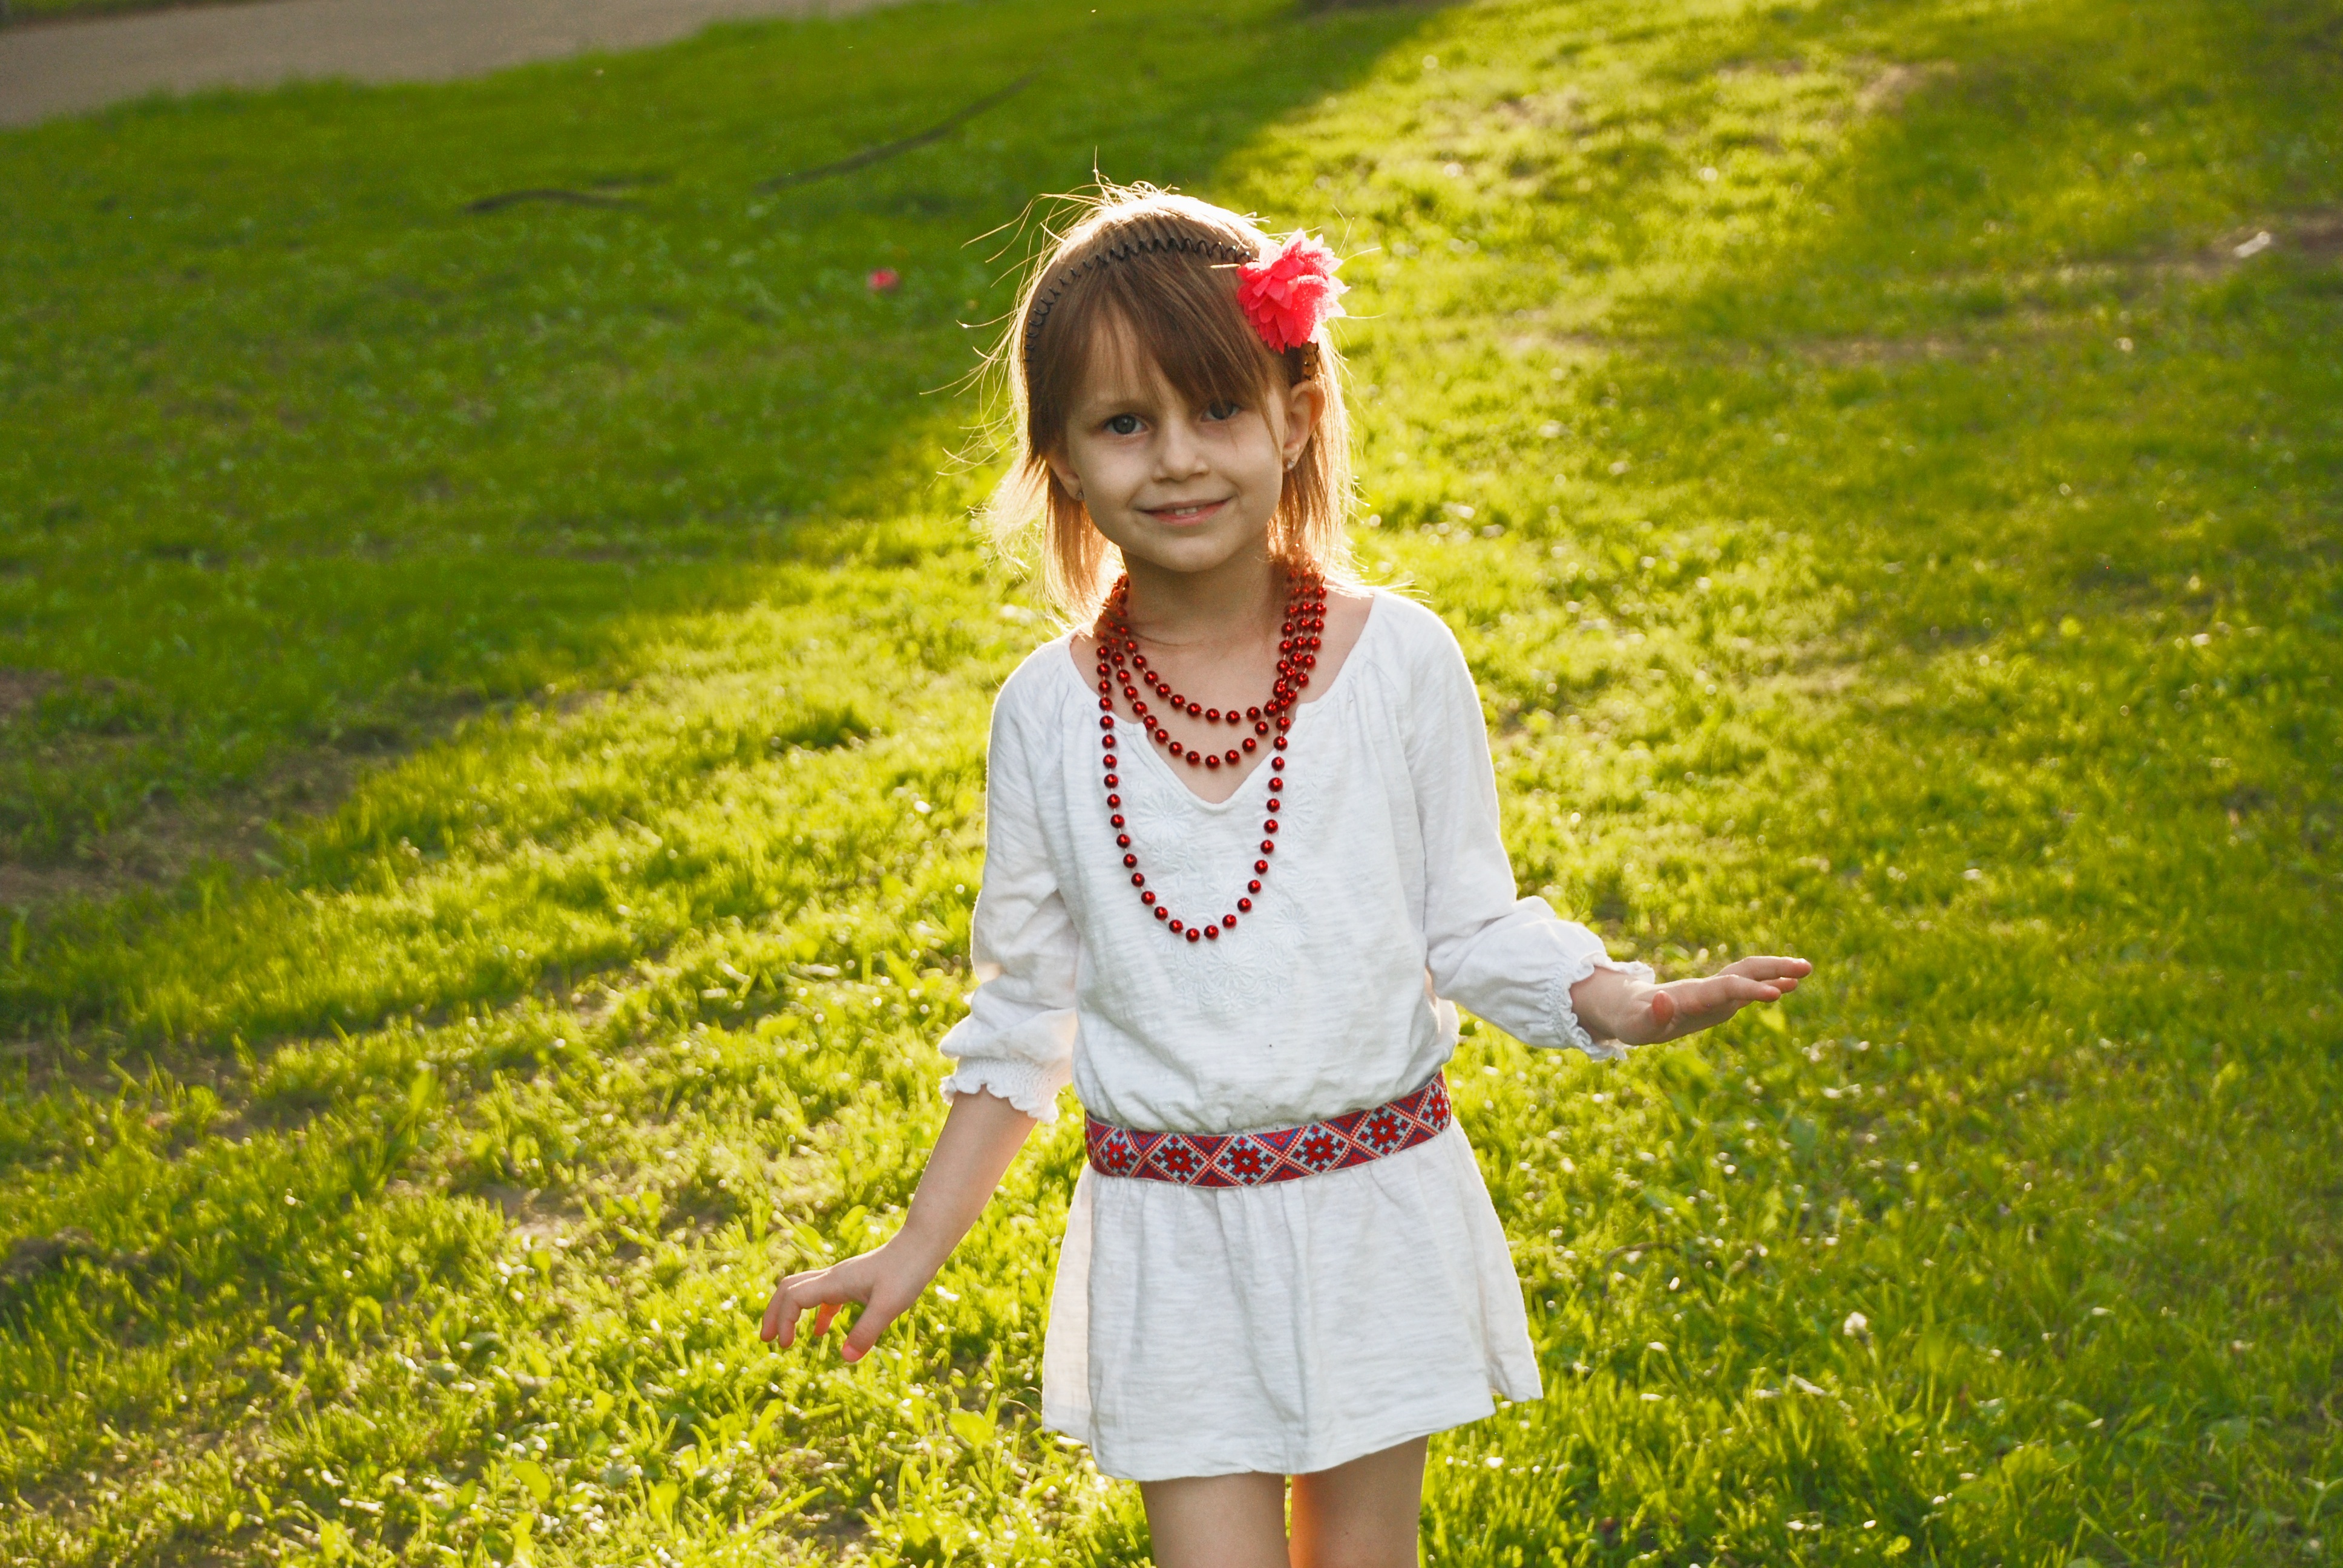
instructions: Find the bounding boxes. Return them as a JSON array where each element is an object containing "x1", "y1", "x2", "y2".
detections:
[{"x1": 761, "y1": 188, "x2": 1810, "y2": 1567}]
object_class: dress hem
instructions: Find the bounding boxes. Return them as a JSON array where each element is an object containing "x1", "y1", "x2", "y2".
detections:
[{"x1": 1040, "y1": 1379, "x2": 1531, "y2": 1482}]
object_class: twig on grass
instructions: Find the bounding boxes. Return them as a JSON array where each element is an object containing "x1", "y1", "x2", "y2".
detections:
[
  {"x1": 463, "y1": 188, "x2": 640, "y2": 215},
  {"x1": 758, "y1": 72, "x2": 1037, "y2": 192}
]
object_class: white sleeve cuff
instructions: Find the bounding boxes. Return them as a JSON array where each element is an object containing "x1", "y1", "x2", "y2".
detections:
[
  {"x1": 1545, "y1": 951, "x2": 1656, "y2": 1061},
  {"x1": 940, "y1": 1056, "x2": 1072, "y2": 1122}
]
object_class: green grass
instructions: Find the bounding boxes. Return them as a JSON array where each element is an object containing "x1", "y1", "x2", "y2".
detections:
[{"x1": 2, "y1": 0, "x2": 2339, "y2": 1563}]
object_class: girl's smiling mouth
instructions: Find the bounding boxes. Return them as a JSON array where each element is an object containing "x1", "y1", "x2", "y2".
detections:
[{"x1": 1143, "y1": 497, "x2": 1233, "y2": 524}]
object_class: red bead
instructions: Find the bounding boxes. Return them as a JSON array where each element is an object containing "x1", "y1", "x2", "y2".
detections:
[
  {"x1": 1238, "y1": 897, "x2": 1253, "y2": 911},
  {"x1": 1263, "y1": 820, "x2": 1279, "y2": 832},
  {"x1": 1254, "y1": 722, "x2": 1269, "y2": 736},
  {"x1": 1221, "y1": 914, "x2": 1236, "y2": 929},
  {"x1": 1274, "y1": 736, "x2": 1288, "y2": 751},
  {"x1": 1260, "y1": 840, "x2": 1275, "y2": 854},
  {"x1": 1142, "y1": 890, "x2": 1156, "y2": 904},
  {"x1": 1116, "y1": 834, "x2": 1131, "y2": 848},
  {"x1": 1184, "y1": 927, "x2": 1201, "y2": 942},
  {"x1": 1267, "y1": 798, "x2": 1280, "y2": 811},
  {"x1": 1186, "y1": 751, "x2": 1201, "y2": 766},
  {"x1": 1271, "y1": 757, "x2": 1284, "y2": 770},
  {"x1": 1247, "y1": 707, "x2": 1262, "y2": 720},
  {"x1": 1242, "y1": 737, "x2": 1257, "y2": 753},
  {"x1": 1202, "y1": 924, "x2": 1219, "y2": 940},
  {"x1": 1206, "y1": 708, "x2": 1221, "y2": 722},
  {"x1": 1254, "y1": 860, "x2": 1268, "y2": 873},
  {"x1": 1187, "y1": 702, "x2": 1201, "y2": 717},
  {"x1": 1100, "y1": 715, "x2": 1115, "y2": 730},
  {"x1": 1106, "y1": 792, "x2": 1121, "y2": 805},
  {"x1": 1098, "y1": 696, "x2": 1113, "y2": 711},
  {"x1": 1205, "y1": 754, "x2": 1221, "y2": 770},
  {"x1": 1155, "y1": 906, "x2": 1168, "y2": 920},
  {"x1": 1224, "y1": 750, "x2": 1239, "y2": 766},
  {"x1": 1111, "y1": 814, "x2": 1126, "y2": 827},
  {"x1": 1247, "y1": 880, "x2": 1261, "y2": 893},
  {"x1": 1169, "y1": 919, "x2": 1184, "y2": 933},
  {"x1": 1123, "y1": 854, "x2": 1138, "y2": 868},
  {"x1": 1131, "y1": 872, "x2": 1145, "y2": 886}
]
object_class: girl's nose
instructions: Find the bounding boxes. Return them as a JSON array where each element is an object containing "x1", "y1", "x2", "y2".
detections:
[{"x1": 1153, "y1": 421, "x2": 1210, "y2": 480}]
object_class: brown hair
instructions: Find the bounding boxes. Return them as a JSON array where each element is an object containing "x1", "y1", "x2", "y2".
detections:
[{"x1": 984, "y1": 186, "x2": 1355, "y2": 623}]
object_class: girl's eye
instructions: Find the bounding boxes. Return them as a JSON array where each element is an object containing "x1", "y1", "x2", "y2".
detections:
[
  {"x1": 1106, "y1": 414, "x2": 1143, "y2": 436},
  {"x1": 1202, "y1": 400, "x2": 1242, "y2": 422}
]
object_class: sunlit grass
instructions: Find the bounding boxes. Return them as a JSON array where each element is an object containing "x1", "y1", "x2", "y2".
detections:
[{"x1": 1, "y1": 0, "x2": 2338, "y2": 1563}]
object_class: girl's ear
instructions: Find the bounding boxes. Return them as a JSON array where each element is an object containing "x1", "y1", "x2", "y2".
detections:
[
  {"x1": 1043, "y1": 446, "x2": 1083, "y2": 501},
  {"x1": 1278, "y1": 376, "x2": 1328, "y2": 468}
]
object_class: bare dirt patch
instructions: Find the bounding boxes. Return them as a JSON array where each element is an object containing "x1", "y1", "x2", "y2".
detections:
[
  {"x1": 0, "y1": 669, "x2": 59, "y2": 726},
  {"x1": 0, "y1": 743, "x2": 372, "y2": 915},
  {"x1": 1856, "y1": 60, "x2": 1958, "y2": 115}
]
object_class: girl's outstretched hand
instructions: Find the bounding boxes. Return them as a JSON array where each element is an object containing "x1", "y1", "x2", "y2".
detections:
[
  {"x1": 1571, "y1": 955, "x2": 1813, "y2": 1048},
  {"x1": 760, "y1": 1240, "x2": 939, "y2": 1362}
]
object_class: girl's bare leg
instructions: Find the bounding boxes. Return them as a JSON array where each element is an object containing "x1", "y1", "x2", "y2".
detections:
[
  {"x1": 1139, "y1": 1472, "x2": 1289, "y2": 1568},
  {"x1": 1139, "y1": 1437, "x2": 1427, "y2": 1568},
  {"x1": 1289, "y1": 1437, "x2": 1428, "y2": 1568}
]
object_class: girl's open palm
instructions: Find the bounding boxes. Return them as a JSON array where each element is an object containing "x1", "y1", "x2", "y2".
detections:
[{"x1": 1578, "y1": 955, "x2": 1813, "y2": 1048}]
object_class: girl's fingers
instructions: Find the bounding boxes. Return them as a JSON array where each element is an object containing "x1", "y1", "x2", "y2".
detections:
[
  {"x1": 1724, "y1": 955, "x2": 1812, "y2": 983},
  {"x1": 761, "y1": 1266, "x2": 863, "y2": 1349},
  {"x1": 841, "y1": 1301, "x2": 901, "y2": 1362}
]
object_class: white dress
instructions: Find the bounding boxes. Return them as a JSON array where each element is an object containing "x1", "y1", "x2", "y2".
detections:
[{"x1": 939, "y1": 590, "x2": 1650, "y2": 1481}]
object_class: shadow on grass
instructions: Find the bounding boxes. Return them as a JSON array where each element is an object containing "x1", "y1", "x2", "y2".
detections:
[{"x1": 0, "y1": 0, "x2": 1445, "y2": 921}]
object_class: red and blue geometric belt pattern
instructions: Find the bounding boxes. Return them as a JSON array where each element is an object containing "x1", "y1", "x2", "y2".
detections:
[{"x1": 1084, "y1": 1074, "x2": 1451, "y2": 1187}]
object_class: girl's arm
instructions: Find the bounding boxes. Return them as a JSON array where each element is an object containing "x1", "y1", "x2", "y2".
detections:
[
  {"x1": 760, "y1": 1088, "x2": 1038, "y2": 1361},
  {"x1": 1399, "y1": 607, "x2": 1810, "y2": 1051}
]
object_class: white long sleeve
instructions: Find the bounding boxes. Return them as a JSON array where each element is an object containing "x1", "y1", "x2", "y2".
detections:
[
  {"x1": 936, "y1": 681, "x2": 1080, "y2": 1121},
  {"x1": 1401, "y1": 610, "x2": 1651, "y2": 1059}
]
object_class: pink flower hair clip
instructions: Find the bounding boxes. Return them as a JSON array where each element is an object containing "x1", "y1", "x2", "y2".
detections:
[{"x1": 1237, "y1": 233, "x2": 1349, "y2": 362}]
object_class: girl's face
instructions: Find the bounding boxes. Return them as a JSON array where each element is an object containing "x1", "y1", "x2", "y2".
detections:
[{"x1": 1046, "y1": 333, "x2": 1323, "y2": 581}]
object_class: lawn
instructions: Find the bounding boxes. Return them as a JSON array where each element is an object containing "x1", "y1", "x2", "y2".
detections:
[{"x1": 1, "y1": 0, "x2": 2339, "y2": 1563}]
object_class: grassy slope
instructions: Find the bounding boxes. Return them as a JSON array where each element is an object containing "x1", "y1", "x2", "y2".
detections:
[{"x1": 2, "y1": 0, "x2": 2340, "y2": 1563}]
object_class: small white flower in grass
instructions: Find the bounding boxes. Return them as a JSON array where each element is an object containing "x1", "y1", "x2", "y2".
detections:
[
  {"x1": 1844, "y1": 1311, "x2": 1871, "y2": 1341},
  {"x1": 1484, "y1": 1454, "x2": 1503, "y2": 1468},
  {"x1": 2233, "y1": 230, "x2": 2272, "y2": 258}
]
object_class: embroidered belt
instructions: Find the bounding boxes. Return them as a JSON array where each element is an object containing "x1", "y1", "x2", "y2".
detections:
[{"x1": 1084, "y1": 1074, "x2": 1451, "y2": 1188}]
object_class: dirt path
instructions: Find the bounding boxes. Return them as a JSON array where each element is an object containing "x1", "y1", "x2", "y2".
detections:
[{"x1": 0, "y1": 0, "x2": 892, "y2": 128}]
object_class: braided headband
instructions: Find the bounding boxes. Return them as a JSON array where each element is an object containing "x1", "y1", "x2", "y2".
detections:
[{"x1": 1024, "y1": 221, "x2": 1348, "y2": 374}]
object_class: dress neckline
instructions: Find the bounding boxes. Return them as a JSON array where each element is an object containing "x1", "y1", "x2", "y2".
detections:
[{"x1": 1063, "y1": 589, "x2": 1384, "y2": 811}]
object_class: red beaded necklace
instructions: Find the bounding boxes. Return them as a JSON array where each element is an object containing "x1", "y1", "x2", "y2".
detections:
[{"x1": 1092, "y1": 569, "x2": 1329, "y2": 943}]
